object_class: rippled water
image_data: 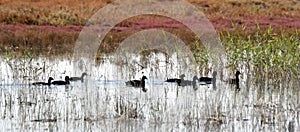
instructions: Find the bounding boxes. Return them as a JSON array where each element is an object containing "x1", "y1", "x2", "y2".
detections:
[{"x1": 0, "y1": 54, "x2": 299, "y2": 131}]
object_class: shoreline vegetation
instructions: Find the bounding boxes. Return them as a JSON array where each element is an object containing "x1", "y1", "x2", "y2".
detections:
[
  {"x1": 0, "y1": 1, "x2": 299, "y2": 130},
  {"x1": 0, "y1": 0, "x2": 299, "y2": 55},
  {"x1": 0, "y1": 24, "x2": 298, "y2": 56},
  {"x1": 0, "y1": 0, "x2": 299, "y2": 79}
]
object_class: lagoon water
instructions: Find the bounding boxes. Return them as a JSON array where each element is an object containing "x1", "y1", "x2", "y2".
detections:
[{"x1": 0, "y1": 54, "x2": 299, "y2": 131}]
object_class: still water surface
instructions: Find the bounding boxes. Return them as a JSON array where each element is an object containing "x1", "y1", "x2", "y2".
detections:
[{"x1": 0, "y1": 55, "x2": 299, "y2": 131}]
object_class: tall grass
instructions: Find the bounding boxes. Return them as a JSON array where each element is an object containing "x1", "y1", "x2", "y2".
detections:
[
  {"x1": 0, "y1": 27, "x2": 78, "y2": 57},
  {"x1": 220, "y1": 26, "x2": 299, "y2": 88},
  {"x1": 1, "y1": 25, "x2": 298, "y2": 86},
  {"x1": 0, "y1": 26, "x2": 299, "y2": 131}
]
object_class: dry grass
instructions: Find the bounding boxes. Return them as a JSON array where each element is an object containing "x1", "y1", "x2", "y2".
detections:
[
  {"x1": 0, "y1": 0, "x2": 299, "y2": 56},
  {"x1": 0, "y1": 0, "x2": 299, "y2": 26},
  {"x1": 0, "y1": 27, "x2": 78, "y2": 57},
  {"x1": 0, "y1": 0, "x2": 110, "y2": 26}
]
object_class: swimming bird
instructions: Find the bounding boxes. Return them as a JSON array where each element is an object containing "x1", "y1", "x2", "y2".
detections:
[
  {"x1": 197, "y1": 71, "x2": 218, "y2": 89},
  {"x1": 178, "y1": 75, "x2": 198, "y2": 87},
  {"x1": 228, "y1": 71, "x2": 241, "y2": 91},
  {"x1": 52, "y1": 76, "x2": 70, "y2": 85},
  {"x1": 125, "y1": 76, "x2": 148, "y2": 92},
  {"x1": 165, "y1": 78, "x2": 181, "y2": 83},
  {"x1": 32, "y1": 77, "x2": 54, "y2": 86},
  {"x1": 199, "y1": 71, "x2": 217, "y2": 85},
  {"x1": 70, "y1": 72, "x2": 87, "y2": 82},
  {"x1": 165, "y1": 74, "x2": 198, "y2": 87},
  {"x1": 165, "y1": 74, "x2": 185, "y2": 86}
]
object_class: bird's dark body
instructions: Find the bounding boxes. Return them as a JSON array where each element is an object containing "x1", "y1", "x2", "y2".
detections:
[
  {"x1": 32, "y1": 77, "x2": 54, "y2": 86},
  {"x1": 228, "y1": 71, "x2": 241, "y2": 91},
  {"x1": 199, "y1": 77, "x2": 213, "y2": 84},
  {"x1": 125, "y1": 76, "x2": 147, "y2": 92},
  {"x1": 52, "y1": 76, "x2": 70, "y2": 85},
  {"x1": 126, "y1": 80, "x2": 144, "y2": 87},
  {"x1": 165, "y1": 78, "x2": 181, "y2": 83},
  {"x1": 70, "y1": 73, "x2": 87, "y2": 82}
]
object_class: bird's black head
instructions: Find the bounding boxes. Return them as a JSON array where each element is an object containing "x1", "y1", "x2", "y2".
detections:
[
  {"x1": 236, "y1": 71, "x2": 241, "y2": 75},
  {"x1": 193, "y1": 76, "x2": 198, "y2": 81},
  {"x1": 180, "y1": 74, "x2": 185, "y2": 79},
  {"x1": 65, "y1": 76, "x2": 70, "y2": 81},
  {"x1": 65, "y1": 76, "x2": 70, "y2": 84},
  {"x1": 142, "y1": 88, "x2": 147, "y2": 92},
  {"x1": 213, "y1": 71, "x2": 217, "y2": 76},
  {"x1": 142, "y1": 76, "x2": 147, "y2": 80},
  {"x1": 82, "y1": 72, "x2": 88, "y2": 76}
]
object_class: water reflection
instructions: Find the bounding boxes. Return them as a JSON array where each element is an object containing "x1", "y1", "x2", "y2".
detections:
[{"x1": 0, "y1": 56, "x2": 299, "y2": 131}]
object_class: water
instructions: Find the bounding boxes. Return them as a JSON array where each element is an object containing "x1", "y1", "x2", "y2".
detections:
[{"x1": 0, "y1": 55, "x2": 299, "y2": 131}]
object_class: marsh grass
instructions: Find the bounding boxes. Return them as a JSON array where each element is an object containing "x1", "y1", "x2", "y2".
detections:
[
  {"x1": 221, "y1": 27, "x2": 299, "y2": 87},
  {"x1": 1, "y1": 26, "x2": 298, "y2": 85},
  {"x1": 0, "y1": 28, "x2": 78, "y2": 56},
  {"x1": 0, "y1": 0, "x2": 299, "y2": 130},
  {"x1": 1, "y1": 74, "x2": 298, "y2": 131},
  {"x1": 0, "y1": 25, "x2": 299, "y2": 131}
]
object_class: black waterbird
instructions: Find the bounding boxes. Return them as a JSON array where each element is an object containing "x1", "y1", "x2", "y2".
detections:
[
  {"x1": 228, "y1": 71, "x2": 241, "y2": 91},
  {"x1": 199, "y1": 71, "x2": 217, "y2": 89},
  {"x1": 52, "y1": 76, "x2": 70, "y2": 85},
  {"x1": 165, "y1": 74, "x2": 185, "y2": 86},
  {"x1": 166, "y1": 74, "x2": 198, "y2": 87},
  {"x1": 125, "y1": 76, "x2": 148, "y2": 92},
  {"x1": 32, "y1": 77, "x2": 54, "y2": 86},
  {"x1": 178, "y1": 75, "x2": 198, "y2": 87},
  {"x1": 199, "y1": 71, "x2": 217, "y2": 85},
  {"x1": 70, "y1": 72, "x2": 87, "y2": 82}
]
